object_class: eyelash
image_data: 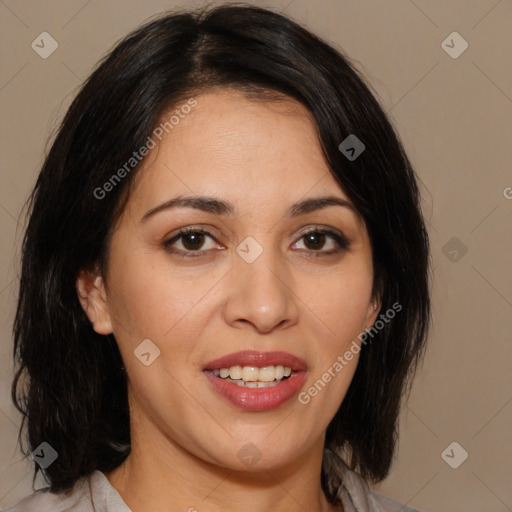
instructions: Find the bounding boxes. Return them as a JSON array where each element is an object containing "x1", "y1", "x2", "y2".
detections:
[{"x1": 162, "y1": 226, "x2": 349, "y2": 259}]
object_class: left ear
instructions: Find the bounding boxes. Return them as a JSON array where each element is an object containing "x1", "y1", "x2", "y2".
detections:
[{"x1": 364, "y1": 294, "x2": 382, "y2": 329}]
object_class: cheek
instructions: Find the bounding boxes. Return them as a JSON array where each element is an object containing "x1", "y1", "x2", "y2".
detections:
[
  {"x1": 107, "y1": 257, "x2": 207, "y2": 420},
  {"x1": 107, "y1": 245, "x2": 213, "y2": 339},
  {"x1": 299, "y1": 359, "x2": 359, "y2": 433},
  {"x1": 307, "y1": 260, "x2": 373, "y2": 339},
  {"x1": 301, "y1": 256, "x2": 371, "y2": 412},
  {"x1": 300, "y1": 295, "x2": 365, "y2": 420},
  {"x1": 106, "y1": 248, "x2": 226, "y2": 392}
]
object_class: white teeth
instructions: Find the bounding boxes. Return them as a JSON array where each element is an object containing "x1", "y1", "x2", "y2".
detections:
[
  {"x1": 229, "y1": 365, "x2": 242, "y2": 380},
  {"x1": 222, "y1": 376, "x2": 283, "y2": 388},
  {"x1": 242, "y1": 366, "x2": 259, "y2": 382},
  {"x1": 211, "y1": 365, "x2": 294, "y2": 384},
  {"x1": 258, "y1": 366, "x2": 276, "y2": 382}
]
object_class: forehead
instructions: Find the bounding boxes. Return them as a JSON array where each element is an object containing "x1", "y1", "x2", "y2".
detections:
[
  {"x1": 156, "y1": 89, "x2": 321, "y2": 165},
  {"x1": 126, "y1": 88, "x2": 351, "y2": 214}
]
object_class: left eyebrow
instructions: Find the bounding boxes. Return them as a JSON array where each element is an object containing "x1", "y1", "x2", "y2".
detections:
[
  {"x1": 288, "y1": 196, "x2": 358, "y2": 217},
  {"x1": 140, "y1": 194, "x2": 359, "y2": 223}
]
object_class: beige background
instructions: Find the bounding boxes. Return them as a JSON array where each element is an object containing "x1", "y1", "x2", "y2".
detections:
[{"x1": 0, "y1": 0, "x2": 511, "y2": 510}]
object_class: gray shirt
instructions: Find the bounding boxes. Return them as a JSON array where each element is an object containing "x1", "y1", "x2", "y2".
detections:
[{"x1": 5, "y1": 456, "x2": 421, "y2": 512}]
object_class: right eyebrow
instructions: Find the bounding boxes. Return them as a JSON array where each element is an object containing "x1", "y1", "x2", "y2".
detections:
[
  {"x1": 141, "y1": 196, "x2": 235, "y2": 223},
  {"x1": 140, "y1": 194, "x2": 359, "y2": 224}
]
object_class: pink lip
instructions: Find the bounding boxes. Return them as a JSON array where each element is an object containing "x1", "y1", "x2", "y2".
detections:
[
  {"x1": 203, "y1": 350, "x2": 307, "y2": 371},
  {"x1": 202, "y1": 350, "x2": 308, "y2": 411},
  {"x1": 203, "y1": 371, "x2": 307, "y2": 411}
]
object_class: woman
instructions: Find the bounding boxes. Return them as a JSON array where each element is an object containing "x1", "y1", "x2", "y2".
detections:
[{"x1": 8, "y1": 4, "x2": 430, "y2": 511}]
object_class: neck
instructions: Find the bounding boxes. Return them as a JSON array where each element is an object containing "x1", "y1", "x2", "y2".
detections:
[{"x1": 105, "y1": 411, "x2": 340, "y2": 512}]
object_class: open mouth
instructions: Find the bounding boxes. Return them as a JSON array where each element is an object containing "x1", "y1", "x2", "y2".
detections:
[
  {"x1": 207, "y1": 365, "x2": 295, "y2": 388},
  {"x1": 202, "y1": 350, "x2": 307, "y2": 411}
]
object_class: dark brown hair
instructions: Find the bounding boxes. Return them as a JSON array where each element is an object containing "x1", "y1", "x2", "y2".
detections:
[{"x1": 11, "y1": 3, "x2": 430, "y2": 504}]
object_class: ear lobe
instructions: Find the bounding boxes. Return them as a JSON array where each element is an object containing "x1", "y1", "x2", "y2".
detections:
[
  {"x1": 364, "y1": 296, "x2": 382, "y2": 329},
  {"x1": 76, "y1": 268, "x2": 113, "y2": 335}
]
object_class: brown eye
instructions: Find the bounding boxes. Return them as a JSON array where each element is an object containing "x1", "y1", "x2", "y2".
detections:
[
  {"x1": 163, "y1": 228, "x2": 219, "y2": 258},
  {"x1": 293, "y1": 229, "x2": 349, "y2": 255},
  {"x1": 303, "y1": 232, "x2": 327, "y2": 251},
  {"x1": 181, "y1": 231, "x2": 206, "y2": 251}
]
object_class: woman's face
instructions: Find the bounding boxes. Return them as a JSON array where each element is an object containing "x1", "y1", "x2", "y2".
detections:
[{"x1": 78, "y1": 88, "x2": 380, "y2": 472}]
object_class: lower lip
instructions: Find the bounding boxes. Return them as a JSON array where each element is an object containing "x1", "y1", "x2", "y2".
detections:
[{"x1": 203, "y1": 371, "x2": 307, "y2": 411}]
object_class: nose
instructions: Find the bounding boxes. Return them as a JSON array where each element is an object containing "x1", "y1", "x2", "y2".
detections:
[{"x1": 223, "y1": 247, "x2": 299, "y2": 334}]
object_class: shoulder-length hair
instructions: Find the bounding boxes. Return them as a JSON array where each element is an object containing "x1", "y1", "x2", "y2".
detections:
[{"x1": 11, "y1": 3, "x2": 430, "y2": 502}]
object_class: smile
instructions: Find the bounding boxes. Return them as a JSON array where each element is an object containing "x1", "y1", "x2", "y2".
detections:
[
  {"x1": 210, "y1": 364, "x2": 294, "y2": 387},
  {"x1": 203, "y1": 350, "x2": 307, "y2": 411}
]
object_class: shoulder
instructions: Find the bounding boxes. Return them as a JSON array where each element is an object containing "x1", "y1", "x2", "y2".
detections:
[
  {"x1": 5, "y1": 471, "x2": 132, "y2": 512},
  {"x1": 4, "y1": 473, "x2": 95, "y2": 512},
  {"x1": 324, "y1": 449, "x2": 422, "y2": 512},
  {"x1": 369, "y1": 491, "x2": 422, "y2": 512}
]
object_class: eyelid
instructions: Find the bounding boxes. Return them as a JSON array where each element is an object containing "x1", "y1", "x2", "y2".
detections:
[
  {"x1": 162, "y1": 225, "x2": 350, "y2": 258},
  {"x1": 162, "y1": 226, "x2": 221, "y2": 257},
  {"x1": 296, "y1": 225, "x2": 348, "y2": 242},
  {"x1": 293, "y1": 226, "x2": 349, "y2": 253}
]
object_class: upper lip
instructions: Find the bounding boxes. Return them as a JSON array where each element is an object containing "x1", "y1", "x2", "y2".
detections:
[{"x1": 203, "y1": 350, "x2": 307, "y2": 371}]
